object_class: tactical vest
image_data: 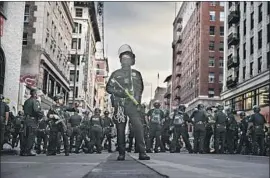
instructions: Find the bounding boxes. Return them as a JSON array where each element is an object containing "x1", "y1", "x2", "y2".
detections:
[{"x1": 150, "y1": 109, "x2": 161, "y2": 124}]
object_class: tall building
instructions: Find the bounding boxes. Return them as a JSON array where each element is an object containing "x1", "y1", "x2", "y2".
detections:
[
  {"x1": 172, "y1": 2, "x2": 224, "y2": 114},
  {"x1": 0, "y1": 2, "x2": 25, "y2": 113},
  {"x1": 19, "y1": 2, "x2": 73, "y2": 110},
  {"x1": 68, "y1": 2, "x2": 101, "y2": 112},
  {"x1": 221, "y1": 2, "x2": 270, "y2": 121},
  {"x1": 163, "y1": 74, "x2": 172, "y2": 111},
  {"x1": 149, "y1": 87, "x2": 166, "y2": 109}
]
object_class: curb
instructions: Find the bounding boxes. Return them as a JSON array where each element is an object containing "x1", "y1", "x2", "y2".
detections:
[{"x1": 128, "y1": 153, "x2": 169, "y2": 178}]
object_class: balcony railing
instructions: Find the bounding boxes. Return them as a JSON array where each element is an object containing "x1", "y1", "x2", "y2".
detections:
[
  {"x1": 226, "y1": 74, "x2": 237, "y2": 88},
  {"x1": 176, "y1": 23, "x2": 182, "y2": 32},
  {"x1": 227, "y1": 56, "x2": 239, "y2": 69},
  {"x1": 228, "y1": 11, "x2": 240, "y2": 24},
  {"x1": 228, "y1": 26, "x2": 239, "y2": 46}
]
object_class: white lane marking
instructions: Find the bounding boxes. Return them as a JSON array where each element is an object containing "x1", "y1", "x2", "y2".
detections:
[{"x1": 1, "y1": 162, "x2": 99, "y2": 166}]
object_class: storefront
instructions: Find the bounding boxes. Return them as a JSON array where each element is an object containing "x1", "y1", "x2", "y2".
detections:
[{"x1": 225, "y1": 84, "x2": 270, "y2": 122}]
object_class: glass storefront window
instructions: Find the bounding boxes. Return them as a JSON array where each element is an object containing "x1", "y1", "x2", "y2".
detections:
[
  {"x1": 244, "y1": 97, "x2": 252, "y2": 110},
  {"x1": 235, "y1": 101, "x2": 243, "y2": 111},
  {"x1": 258, "y1": 85, "x2": 269, "y2": 106}
]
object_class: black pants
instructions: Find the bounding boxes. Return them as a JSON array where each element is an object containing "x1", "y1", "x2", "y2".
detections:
[
  {"x1": 21, "y1": 118, "x2": 37, "y2": 154},
  {"x1": 90, "y1": 126, "x2": 102, "y2": 152},
  {"x1": 115, "y1": 102, "x2": 146, "y2": 155},
  {"x1": 70, "y1": 127, "x2": 81, "y2": 151},
  {"x1": 237, "y1": 133, "x2": 250, "y2": 154},
  {"x1": 193, "y1": 124, "x2": 206, "y2": 153},
  {"x1": 226, "y1": 129, "x2": 236, "y2": 154},
  {"x1": 214, "y1": 127, "x2": 226, "y2": 154},
  {"x1": 12, "y1": 128, "x2": 21, "y2": 148},
  {"x1": 36, "y1": 130, "x2": 48, "y2": 152},
  {"x1": 148, "y1": 123, "x2": 164, "y2": 152},
  {"x1": 252, "y1": 134, "x2": 265, "y2": 156},
  {"x1": 204, "y1": 127, "x2": 213, "y2": 153},
  {"x1": 48, "y1": 122, "x2": 69, "y2": 154},
  {"x1": 171, "y1": 126, "x2": 192, "y2": 152}
]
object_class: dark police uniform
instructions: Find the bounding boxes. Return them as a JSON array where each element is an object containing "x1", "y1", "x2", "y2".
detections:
[
  {"x1": 0, "y1": 99, "x2": 9, "y2": 150},
  {"x1": 190, "y1": 108, "x2": 208, "y2": 153},
  {"x1": 68, "y1": 113, "x2": 82, "y2": 153},
  {"x1": 102, "y1": 115, "x2": 114, "y2": 152},
  {"x1": 237, "y1": 116, "x2": 250, "y2": 154},
  {"x1": 170, "y1": 110, "x2": 193, "y2": 153},
  {"x1": 214, "y1": 110, "x2": 227, "y2": 154},
  {"x1": 36, "y1": 118, "x2": 48, "y2": 154},
  {"x1": 226, "y1": 112, "x2": 237, "y2": 154},
  {"x1": 106, "y1": 68, "x2": 148, "y2": 158},
  {"x1": 249, "y1": 112, "x2": 266, "y2": 155},
  {"x1": 11, "y1": 113, "x2": 23, "y2": 148},
  {"x1": 22, "y1": 95, "x2": 43, "y2": 156},
  {"x1": 147, "y1": 108, "x2": 164, "y2": 152},
  {"x1": 90, "y1": 114, "x2": 103, "y2": 153}
]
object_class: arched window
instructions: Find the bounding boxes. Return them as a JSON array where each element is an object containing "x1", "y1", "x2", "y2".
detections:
[{"x1": 0, "y1": 47, "x2": 5, "y2": 94}]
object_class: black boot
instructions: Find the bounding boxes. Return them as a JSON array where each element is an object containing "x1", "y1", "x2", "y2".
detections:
[
  {"x1": 65, "y1": 151, "x2": 69, "y2": 156},
  {"x1": 139, "y1": 153, "x2": 150, "y2": 160},
  {"x1": 117, "y1": 154, "x2": 125, "y2": 161}
]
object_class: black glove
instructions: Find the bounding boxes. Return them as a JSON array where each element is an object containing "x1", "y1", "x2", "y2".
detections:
[{"x1": 113, "y1": 89, "x2": 127, "y2": 98}]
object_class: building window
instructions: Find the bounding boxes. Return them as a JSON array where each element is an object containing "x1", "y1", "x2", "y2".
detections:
[
  {"x1": 210, "y1": 11, "x2": 215, "y2": 21},
  {"x1": 244, "y1": 2, "x2": 246, "y2": 12},
  {"x1": 210, "y1": 2, "x2": 216, "y2": 6},
  {"x1": 244, "y1": 92, "x2": 254, "y2": 110},
  {"x1": 209, "y1": 26, "x2": 215, "y2": 35},
  {"x1": 258, "y1": 4, "x2": 262, "y2": 23},
  {"x1": 208, "y1": 88, "x2": 215, "y2": 98},
  {"x1": 209, "y1": 57, "x2": 215, "y2": 67},
  {"x1": 243, "y1": 43, "x2": 246, "y2": 59},
  {"x1": 258, "y1": 57, "x2": 262, "y2": 73},
  {"x1": 75, "y1": 8, "x2": 83, "y2": 17},
  {"x1": 71, "y1": 38, "x2": 81, "y2": 49},
  {"x1": 250, "y1": 12, "x2": 254, "y2": 30},
  {"x1": 208, "y1": 72, "x2": 215, "y2": 83},
  {"x1": 24, "y1": 4, "x2": 30, "y2": 23},
  {"x1": 73, "y1": 22, "x2": 82, "y2": 34},
  {"x1": 220, "y1": 12, "x2": 225, "y2": 22},
  {"x1": 219, "y1": 57, "x2": 223, "y2": 67},
  {"x1": 22, "y1": 32, "x2": 27, "y2": 45},
  {"x1": 244, "y1": 20, "x2": 246, "y2": 35},
  {"x1": 209, "y1": 41, "x2": 215, "y2": 50},
  {"x1": 250, "y1": 62, "x2": 253, "y2": 77},
  {"x1": 250, "y1": 37, "x2": 254, "y2": 55},
  {"x1": 258, "y1": 30, "x2": 262, "y2": 49},
  {"x1": 220, "y1": 26, "x2": 224, "y2": 36},
  {"x1": 219, "y1": 41, "x2": 224, "y2": 51},
  {"x1": 69, "y1": 70, "x2": 79, "y2": 82},
  {"x1": 70, "y1": 55, "x2": 80, "y2": 66},
  {"x1": 219, "y1": 74, "x2": 223, "y2": 83},
  {"x1": 243, "y1": 66, "x2": 246, "y2": 80},
  {"x1": 220, "y1": 2, "x2": 225, "y2": 7},
  {"x1": 268, "y1": 2, "x2": 270, "y2": 15}
]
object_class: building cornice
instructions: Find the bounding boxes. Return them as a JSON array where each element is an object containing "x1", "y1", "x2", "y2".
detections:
[
  {"x1": 89, "y1": 2, "x2": 101, "y2": 42},
  {"x1": 62, "y1": 2, "x2": 74, "y2": 29}
]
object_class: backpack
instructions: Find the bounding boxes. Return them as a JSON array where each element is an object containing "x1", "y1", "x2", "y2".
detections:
[
  {"x1": 151, "y1": 109, "x2": 161, "y2": 124},
  {"x1": 173, "y1": 113, "x2": 184, "y2": 125}
]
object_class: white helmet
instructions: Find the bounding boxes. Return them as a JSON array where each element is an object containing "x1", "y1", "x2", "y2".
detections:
[{"x1": 118, "y1": 44, "x2": 133, "y2": 56}]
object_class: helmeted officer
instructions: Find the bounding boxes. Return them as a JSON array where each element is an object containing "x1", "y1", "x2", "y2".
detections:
[
  {"x1": 190, "y1": 104, "x2": 208, "y2": 154},
  {"x1": 68, "y1": 109, "x2": 82, "y2": 153},
  {"x1": 106, "y1": 44, "x2": 150, "y2": 161},
  {"x1": 90, "y1": 108, "x2": 103, "y2": 154},
  {"x1": 161, "y1": 109, "x2": 171, "y2": 151},
  {"x1": 47, "y1": 93, "x2": 74, "y2": 156},
  {"x1": 102, "y1": 110, "x2": 114, "y2": 152},
  {"x1": 35, "y1": 113, "x2": 49, "y2": 154},
  {"x1": 147, "y1": 100, "x2": 165, "y2": 153},
  {"x1": 204, "y1": 106, "x2": 214, "y2": 153},
  {"x1": 213, "y1": 104, "x2": 227, "y2": 154},
  {"x1": 225, "y1": 107, "x2": 237, "y2": 154},
  {"x1": 78, "y1": 110, "x2": 91, "y2": 153},
  {"x1": 248, "y1": 105, "x2": 266, "y2": 156},
  {"x1": 236, "y1": 111, "x2": 251, "y2": 154},
  {"x1": 170, "y1": 104, "x2": 193, "y2": 153},
  {"x1": 11, "y1": 111, "x2": 24, "y2": 148},
  {"x1": 0, "y1": 94, "x2": 10, "y2": 150},
  {"x1": 21, "y1": 88, "x2": 43, "y2": 156}
]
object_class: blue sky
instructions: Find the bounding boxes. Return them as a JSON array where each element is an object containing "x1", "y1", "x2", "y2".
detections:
[{"x1": 104, "y1": 2, "x2": 176, "y2": 103}]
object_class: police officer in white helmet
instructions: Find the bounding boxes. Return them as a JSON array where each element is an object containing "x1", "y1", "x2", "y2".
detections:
[{"x1": 106, "y1": 44, "x2": 150, "y2": 161}]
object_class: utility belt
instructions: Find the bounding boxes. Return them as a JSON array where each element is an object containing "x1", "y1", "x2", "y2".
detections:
[
  {"x1": 216, "y1": 124, "x2": 226, "y2": 129},
  {"x1": 255, "y1": 125, "x2": 263, "y2": 129}
]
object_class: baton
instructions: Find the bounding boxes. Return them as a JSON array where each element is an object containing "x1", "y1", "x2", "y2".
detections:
[{"x1": 111, "y1": 78, "x2": 139, "y2": 106}]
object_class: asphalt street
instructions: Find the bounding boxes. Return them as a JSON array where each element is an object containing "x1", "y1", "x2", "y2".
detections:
[
  {"x1": 1, "y1": 152, "x2": 269, "y2": 178},
  {"x1": 130, "y1": 152, "x2": 269, "y2": 178}
]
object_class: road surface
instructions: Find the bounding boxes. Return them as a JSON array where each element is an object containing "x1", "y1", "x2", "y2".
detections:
[{"x1": 1, "y1": 152, "x2": 269, "y2": 178}]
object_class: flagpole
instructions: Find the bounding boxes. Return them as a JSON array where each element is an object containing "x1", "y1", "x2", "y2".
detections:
[{"x1": 157, "y1": 73, "x2": 159, "y2": 87}]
